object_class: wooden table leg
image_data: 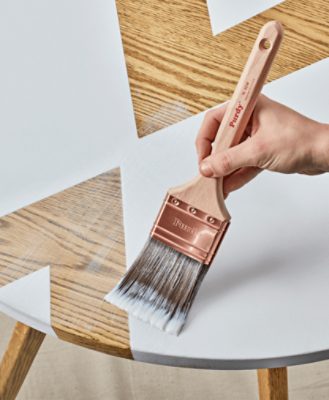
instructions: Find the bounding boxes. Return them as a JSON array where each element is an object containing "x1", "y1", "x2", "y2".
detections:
[
  {"x1": 257, "y1": 368, "x2": 288, "y2": 400},
  {"x1": 0, "y1": 321, "x2": 46, "y2": 400}
]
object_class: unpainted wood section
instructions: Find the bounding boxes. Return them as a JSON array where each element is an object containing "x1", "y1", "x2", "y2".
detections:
[
  {"x1": 0, "y1": 0, "x2": 327, "y2": 367},
  {"x1": 257, "y1": 368, "x2": 289, "y2": 400},
  {"x1": 0, "y1": 322, "x2": 45, "y2": 400},
  {"x1": 116, "y1": 0, "x2": 329, "y2": 137},
  {"x1": 0, "y1": 169, "x2": 131, "y2": 358}
]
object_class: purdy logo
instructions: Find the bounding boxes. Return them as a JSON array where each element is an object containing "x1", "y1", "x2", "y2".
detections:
[
  {"x1": 172, "y1": 217, "x2": 196, "y2": 235},
  {"x1": 229, "y1": 103, "x2": 244, "y2": 128}
]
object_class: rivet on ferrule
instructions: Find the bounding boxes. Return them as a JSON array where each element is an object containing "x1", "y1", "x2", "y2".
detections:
[{"x1": 189, "y1": 207, "x2": 197, "y2": 214}]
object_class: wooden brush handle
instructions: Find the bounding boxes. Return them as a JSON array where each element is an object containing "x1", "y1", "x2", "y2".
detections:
[
  {"x1": 213, "y1": 20, "x2": 283, "y2": 153},
  {"x1": 170, "y1": 21, "x2": 283, "y2": 221}
]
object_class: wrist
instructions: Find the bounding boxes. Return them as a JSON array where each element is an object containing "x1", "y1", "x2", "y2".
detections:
[{"x1": 312, "y1": 122, "x2": 329, "y2": 172}]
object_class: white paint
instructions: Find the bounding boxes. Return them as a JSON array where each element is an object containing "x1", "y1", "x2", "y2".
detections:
[
  {"x1": 206, "y1": 0, "x2": 283, "y2": 35},
  {"x1": 0, "y1": 266, "x2": 56, "y2": 336},
  {"x1": 0, "y1": 0, "x2": 137, "y2": 218},
  {"x1": 119, "y1": 59, "x2": 329, "y2": 369}
]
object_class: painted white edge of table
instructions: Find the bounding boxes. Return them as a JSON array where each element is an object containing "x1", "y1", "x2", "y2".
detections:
[
  {"x1": 120, "y1": 58, "x2": 329, "y2": 369},
  {"x1": 0, "y1": 266, "x2": 56, "y2": 337}
]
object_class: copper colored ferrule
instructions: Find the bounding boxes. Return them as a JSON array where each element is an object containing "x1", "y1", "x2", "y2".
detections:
[{"x1": 151, "y1": 194, "x2": 230, "y2": 265}]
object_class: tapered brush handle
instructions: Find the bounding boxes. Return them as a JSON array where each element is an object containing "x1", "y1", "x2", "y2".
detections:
[{"x1": 213, "y1": 21, "x2": 283, "y2": 153}]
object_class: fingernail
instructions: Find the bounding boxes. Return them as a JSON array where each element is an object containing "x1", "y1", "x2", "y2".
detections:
[{"x1": 200, "y1": 160, "x2": 213, "y2": 177}]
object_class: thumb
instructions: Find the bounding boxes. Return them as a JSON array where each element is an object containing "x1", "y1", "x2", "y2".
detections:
[{"x1": 199, "y1": 139, "x2": 257, "y2": 177}]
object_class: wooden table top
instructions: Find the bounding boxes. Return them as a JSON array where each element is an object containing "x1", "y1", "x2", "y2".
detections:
[{"x1": 0, "y1": 0, "x2": 328, "y2": 365}]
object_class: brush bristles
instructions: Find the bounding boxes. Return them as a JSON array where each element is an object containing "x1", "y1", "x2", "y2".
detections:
[{"x1": 106, "y1": 238, "x2": 208, "y2": 335}]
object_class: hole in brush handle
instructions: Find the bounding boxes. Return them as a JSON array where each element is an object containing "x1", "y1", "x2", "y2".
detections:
[{"x1": 259, "y1": 38, "x2": 271, "y2": 50}]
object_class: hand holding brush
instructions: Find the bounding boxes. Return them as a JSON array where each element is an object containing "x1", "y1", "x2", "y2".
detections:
[
  {"x1": 108, "y1": 21, "x2": 284, "y2": 335},
  {"x1": 197, "y1": 95, "x2": 329, "y2": 196}
]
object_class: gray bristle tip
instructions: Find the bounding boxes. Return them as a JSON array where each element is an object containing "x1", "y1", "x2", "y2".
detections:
[{"x1": 107, "y1": 238, "x2": 207, "y2": 335}]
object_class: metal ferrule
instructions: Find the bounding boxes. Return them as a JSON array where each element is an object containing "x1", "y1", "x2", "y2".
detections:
[{"x1": 151, "y1": 194, "x2": 230, "y2": 265}]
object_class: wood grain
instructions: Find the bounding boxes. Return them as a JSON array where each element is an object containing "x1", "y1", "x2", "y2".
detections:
[
  {"x1": 0, "y1": 169, "x2": 131, "y2": 358},
  {"x1": 0, "y1": 322, "x2": 45, "y2": 400},
  {"x1": 258, "y1": 368, "x2": 289, "y2": 400},
  {"x1": 0, "y1": 0, "x2": 328, "y2": 367},
  {"x1": 116, "y1": 0, "x2": 329, "y2": 137}
]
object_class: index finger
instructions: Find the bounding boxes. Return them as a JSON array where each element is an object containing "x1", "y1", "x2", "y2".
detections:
[{"x1": 195, "y1": 102, "x2": 228, "y2": 162}]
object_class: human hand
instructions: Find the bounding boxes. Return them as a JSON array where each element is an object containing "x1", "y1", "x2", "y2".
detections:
[{"x1": 196, "y1": 95, "x2": 329, "y2": 197}]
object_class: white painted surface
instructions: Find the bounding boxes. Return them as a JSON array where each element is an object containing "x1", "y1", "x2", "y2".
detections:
[
  {"x1": 0, "y1": 266, "x2": 56, "y2": 336},
  {"x1": 0, "y1": 0, "x2": 136, "y2": 218},
  {"x1": 120, "y1": 59, "x2": 329, "y2": 369},
  {"x1": 0, "y1": 0, "x2": 328, "y2": 368},
  {"x1": 206, "y1": 0, "x2": 283, "y2": 35}
]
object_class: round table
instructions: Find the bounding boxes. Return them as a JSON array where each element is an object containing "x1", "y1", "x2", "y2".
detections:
[{"x1": 0, "y1": 1, "x2": 328, "y2": 399}]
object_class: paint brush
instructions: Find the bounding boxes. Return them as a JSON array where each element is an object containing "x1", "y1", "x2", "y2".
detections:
[{"x1": 107, "y1": 21, "x2": 284, "y2": 334}]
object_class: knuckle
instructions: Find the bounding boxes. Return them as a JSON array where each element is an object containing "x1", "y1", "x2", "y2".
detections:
[
  {"x1": 195, "y1": 136, "x2": 202, "y2": 148},
  {"x1": 203, "y1": 109, "x2": 217, "y2": 124},
  {"x1": 218, "y1": 152, "x2": 232, "y2": 175},
  {"x1": 251, "y1": 139, "x2": 267, "y2": 166},
  {"x1": 204, "y1": 109, "x2": 214, "y2": 120}
]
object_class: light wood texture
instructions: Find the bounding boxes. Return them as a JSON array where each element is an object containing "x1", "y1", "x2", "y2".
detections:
[
  {"x1": 0, "y1": 2, "x2": 327, "y2": 399},
  {"x1": 257, "y1": 368, "x2": 288, "y2": 400},
  {"x1": 0, "y1": 169, "x2": 131, "y2": 358},
  {"x1": 0, "y1": 322, "x2": 45, "y2": 400},
  {"x1": 0, "y1": 0, "x2": 327, "y2": 370},
  {"x1": 170, "y1": 21, "x2": 283, "y2": 221},
  {"x1": 116, "y1": 0, "x2": 329, "y2": 137}
]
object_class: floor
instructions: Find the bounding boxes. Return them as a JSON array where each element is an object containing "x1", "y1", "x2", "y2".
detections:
[{"x1": 1, "y1": 314, "x2": 329, "y2": 399}]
